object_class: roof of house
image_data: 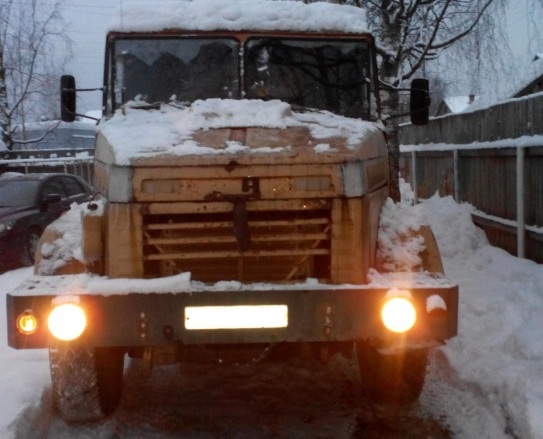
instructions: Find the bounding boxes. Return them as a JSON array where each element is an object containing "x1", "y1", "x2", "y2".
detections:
[
  {"x1": 442, "y1": 96, "x2": 477, "y2": 113},
  {"x1": 513, "y1": 72, "x2": 543, "y2": 98}
]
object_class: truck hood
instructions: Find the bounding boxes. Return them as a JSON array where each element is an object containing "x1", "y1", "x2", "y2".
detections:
[{"x1": 96, "y1": 99, "x2": 387, "y2": 167}]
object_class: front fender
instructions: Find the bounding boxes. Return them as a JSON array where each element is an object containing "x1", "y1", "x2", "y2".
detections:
[{"x1": 34, "y1": 204, "x2": 104, "y2": 276}]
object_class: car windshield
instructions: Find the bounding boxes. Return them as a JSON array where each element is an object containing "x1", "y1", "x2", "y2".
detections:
[
  {"x1": 0, "y1": 180, "x2": 39, "y2": 207},
  {"x1": 109, "y1": 36, "x2": 375, "y2": 119}
]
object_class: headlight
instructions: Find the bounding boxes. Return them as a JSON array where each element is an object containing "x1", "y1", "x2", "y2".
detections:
[
  {"x1": 16, "y1": 310, "x2": 38, "y2": 335},
  {"x1": 381, "y1": 297, "x2": 417, "y2": 333},
  {"x1": 48, "y1": 304, "x2": 87, "y2": 341},
  {"x1": 0, "y1": 221, "x2": 14, "y2": 233}
]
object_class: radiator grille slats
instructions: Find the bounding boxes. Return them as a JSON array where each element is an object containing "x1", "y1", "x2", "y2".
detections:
[{"x1": 142, "y1": 210, "x2": 331, "y2": 282}]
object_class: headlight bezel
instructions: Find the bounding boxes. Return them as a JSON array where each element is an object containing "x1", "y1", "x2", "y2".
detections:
[{"x1": 16, "y1": 310, "x2": 39, "y2": 335}]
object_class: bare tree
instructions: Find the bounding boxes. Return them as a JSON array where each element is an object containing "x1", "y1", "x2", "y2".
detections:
[
  {"x1": 0, "y1": 0, "x2": 70, "y2": 151},
  {"x1": 333, "y1": 0, "x2": 503, "y2": 200}
]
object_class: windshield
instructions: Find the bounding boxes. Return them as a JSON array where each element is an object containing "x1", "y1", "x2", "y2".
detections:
[
  {"x1": 0, "y1": 180, "x2": 39, "y2": 207},
  {"x1": 111, "y1": 38, "x2": 240, "y2": 106},
  {"x1": 245, "y1": 39, "x2": 373, "y2": 119},
  {"x1": 108, "y1": 36, "x2": 375, "y2": 119}
]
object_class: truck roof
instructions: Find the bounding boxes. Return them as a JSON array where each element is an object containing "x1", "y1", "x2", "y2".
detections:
[{"x1": 108, "y1": 0, "x2": 369, "y2": 35}]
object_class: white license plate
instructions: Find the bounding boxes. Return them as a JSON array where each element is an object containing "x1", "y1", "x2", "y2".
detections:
[{"x1": 184, "y1": 305, "x2": 288, "y2": 330}]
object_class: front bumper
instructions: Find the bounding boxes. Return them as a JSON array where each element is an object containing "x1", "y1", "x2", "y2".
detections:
[{"x1": 7, "y1": 275, "x2": 458, "y2": 350}]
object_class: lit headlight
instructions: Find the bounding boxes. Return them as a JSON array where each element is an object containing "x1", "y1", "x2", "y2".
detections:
[
  {"x1": 48, "y1": 304, "x2": 87, "y2": 341},
  {"x1": 16, "y1": 310, "x2": 38, "y2": 335},
  {"x1": 381, "y1": 297, "x2": 417, "y2": 333}
]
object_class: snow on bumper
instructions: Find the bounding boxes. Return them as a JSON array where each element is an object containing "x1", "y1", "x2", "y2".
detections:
[{"x1": 7, "y1": 274, "x2": 458, "y2": 350}]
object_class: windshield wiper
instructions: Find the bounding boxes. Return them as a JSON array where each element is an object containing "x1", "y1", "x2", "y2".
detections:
[{"x1": 290, "y1": 104, "x2": 322, "y2": 113}]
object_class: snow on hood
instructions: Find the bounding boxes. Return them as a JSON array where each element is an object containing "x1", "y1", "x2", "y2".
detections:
[
  {"x1": 109, "y1": 0, "x2": 368, "y2": 34},
  {"x1": 98, "y1": 99, "x2": 384, "y2": 166}
]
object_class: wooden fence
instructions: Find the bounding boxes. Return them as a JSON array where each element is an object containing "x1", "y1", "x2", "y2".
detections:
[{"x1": 399, "y1": 92, "x2": 543, "y2": 262}]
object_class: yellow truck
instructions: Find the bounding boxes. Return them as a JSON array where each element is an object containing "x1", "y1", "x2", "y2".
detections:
[{"x1": 6, "y1": 0, "x2": 457, "y2": 423}]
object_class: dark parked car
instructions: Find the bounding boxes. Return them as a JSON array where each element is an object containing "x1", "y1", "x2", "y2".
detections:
[{"x1": 0, "y1": 173, "x2": 95, "y2": 268}]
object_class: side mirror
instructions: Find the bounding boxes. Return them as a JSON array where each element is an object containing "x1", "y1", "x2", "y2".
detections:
[
  {"x1": 60, "y1": 75, "x2": 77, "y2": 122},
  {"x1": 410, "y1": 78, "x2": 430, "y2": 125}
]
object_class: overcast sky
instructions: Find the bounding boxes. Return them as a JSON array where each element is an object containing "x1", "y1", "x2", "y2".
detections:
[
  {"x1": 61, "y1": 0, "x2": 114, "y2": 113},
  {"x1": 506, "y1": 1, "x2": 543, "y2": 81},
  {"x1": 60, "y1": 0, "x2": 543, "y2": 114}
]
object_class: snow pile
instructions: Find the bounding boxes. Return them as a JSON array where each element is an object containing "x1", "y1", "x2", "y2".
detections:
[
  {"x1": 109, "y1": 0, "x2": 368, "y2": 34},
  {"x1": 408, "y1": 194, "x2": 543, "y2": 439},
  {"x1": 99, "y1": 99, "x2": 382, "y2": 165},
  {"x1": 412, "y1": 195, "x2": 485, "y2": 261},
  {"x1": 35, "y1": 202, "x2": 100, "y2": 275},
  {"x1": 37, "y1": 211, "x2": 84, "y2": 273},
  {"x1": 375, "y1": 198, "x2": 427, "y2": 271}
]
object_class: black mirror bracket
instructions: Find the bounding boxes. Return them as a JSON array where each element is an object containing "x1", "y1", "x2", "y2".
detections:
[{"x1": 60, "y1": 75, "x2": 103, "y2": 123}]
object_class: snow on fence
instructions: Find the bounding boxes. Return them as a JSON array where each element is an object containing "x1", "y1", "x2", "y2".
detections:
[
  {"x1": 0, "y1": 149, "x2": 94, "y2": 184},
  {"x1": 399, "y1": 92, "x2": 543, "y2": 263}
]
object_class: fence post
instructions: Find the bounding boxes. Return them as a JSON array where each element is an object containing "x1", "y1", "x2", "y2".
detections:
[
  {"x1": 453, "y1": 149, "x2": 460, "y2": 202},
  {"x1": 517, "y1": 146, "x2": 525, "y2": 258},
  {"x1": 411, "y1": 150, "x2": 418, "y2": 203}
]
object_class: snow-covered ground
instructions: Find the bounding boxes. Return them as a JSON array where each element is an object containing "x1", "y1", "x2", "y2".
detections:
[
  {"x1": 2, "y1": 192, "x2": 543, "y2": 438},
  {"x1": 414, "y1": 194, "x2": 543, "y2": 439}
]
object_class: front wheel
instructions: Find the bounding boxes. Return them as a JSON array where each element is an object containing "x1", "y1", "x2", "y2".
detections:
[
  {"x1": 356, "y1": 342, "x2": 428, "y2": 405},
  {"x1": 50, "y1": 346, "x2": 125, "y2": 423}
]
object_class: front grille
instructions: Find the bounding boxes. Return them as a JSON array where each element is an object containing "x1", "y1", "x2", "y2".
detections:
[{"x1": 142, "y1": 208, "x2": 331, "y2": 283}]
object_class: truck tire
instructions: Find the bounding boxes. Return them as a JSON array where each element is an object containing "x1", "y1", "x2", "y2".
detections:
[
  {"x1": 356, "y1": 342, "x2": 428, "y2": 405},
  {"x1": 49, "y1": 346, "x2": 125, "y2": 423}
]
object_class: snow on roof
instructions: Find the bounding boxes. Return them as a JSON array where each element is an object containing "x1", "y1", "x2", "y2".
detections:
[
  {"x1": 109, "y1": 0, "x2": 368, "y2": 34},
  {"x1": 98, "y1": 99, "x2": 383, "y2": 165},
  {"x1": 443, "y1": 95, "x2": 477, "y2": 114}
]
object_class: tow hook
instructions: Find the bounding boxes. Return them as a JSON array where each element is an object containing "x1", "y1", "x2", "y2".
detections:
[{"x1": 204, "y1": 184, "x2": 260, "y2": 252}]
